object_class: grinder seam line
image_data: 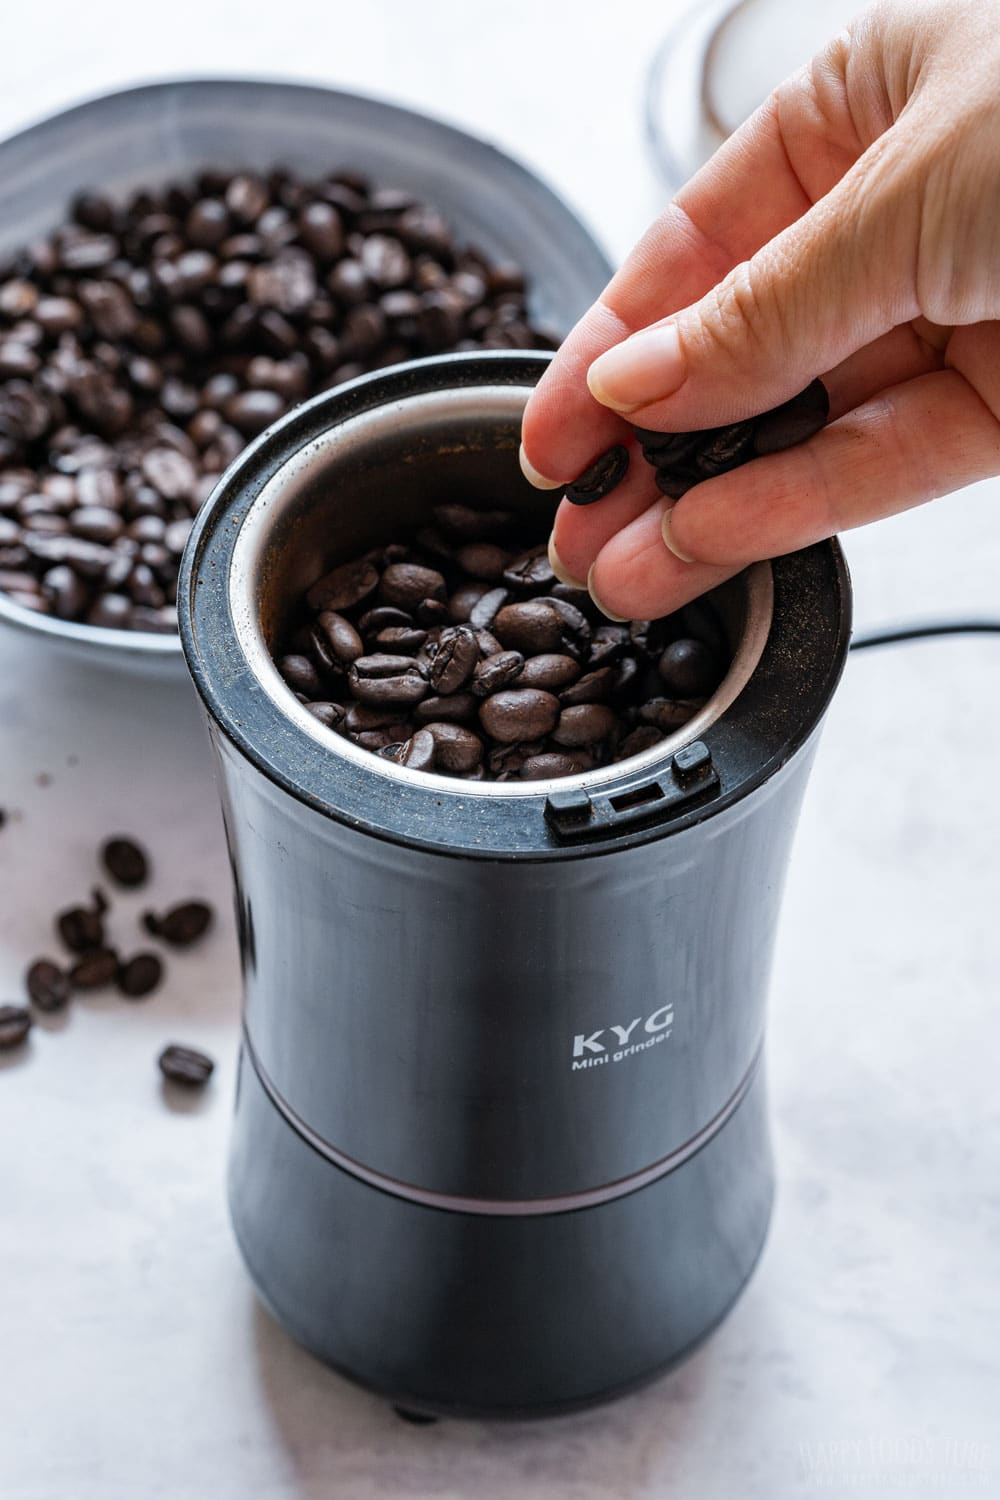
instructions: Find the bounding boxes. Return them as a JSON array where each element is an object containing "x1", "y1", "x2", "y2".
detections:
[{"x1": 239, "y1": 1029, "x2": 764, "y2": 1218}]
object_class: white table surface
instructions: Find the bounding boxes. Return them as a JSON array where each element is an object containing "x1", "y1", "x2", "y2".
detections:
[{"x1": 1, "y1": 5, "x2": 998, "y2": 1498}]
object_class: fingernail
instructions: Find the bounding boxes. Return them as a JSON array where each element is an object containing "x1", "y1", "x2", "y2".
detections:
[
  {"x1": 586, "y1": 563, "x2": 629, "y2": 623},
  {"x1": 661, "y1": 505, "x2": 695, "y2": 563},
  {"x1": 587, "y1": 323, "x2": 686, "y2": 413},
  {"x1": 548, "y1": 533, "x2": 587, "y2": 590},
  {"x1": 519, "y1": 441, "x2": 562, "y2": 490}
]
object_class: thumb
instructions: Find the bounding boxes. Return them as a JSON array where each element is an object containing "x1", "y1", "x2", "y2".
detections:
[{"x1": 586, "y1": 148, "x2": 920, "y2": 428}]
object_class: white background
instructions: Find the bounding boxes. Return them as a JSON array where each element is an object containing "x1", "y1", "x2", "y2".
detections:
[{"x1": 1, "y1": 4, "x2": 999, "y2": 1498}]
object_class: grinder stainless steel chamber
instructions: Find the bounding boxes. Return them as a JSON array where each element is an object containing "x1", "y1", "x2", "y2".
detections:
[{"x1": 179, "y1": 351, "x2": 851, "y2": 1418}]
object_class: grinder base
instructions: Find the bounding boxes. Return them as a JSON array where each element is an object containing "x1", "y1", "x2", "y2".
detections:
[{"x1": 229, "y1": 1044, "x2": 774, "y2": 1419}]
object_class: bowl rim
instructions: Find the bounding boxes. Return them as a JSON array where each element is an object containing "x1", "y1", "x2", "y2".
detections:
[{"x1": 0, "y1": 73, "x2": 613, "y2": 662}]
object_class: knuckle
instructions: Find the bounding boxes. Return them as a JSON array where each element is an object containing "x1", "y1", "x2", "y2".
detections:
[{"x1": 694, "y1": 257, "x2": 788, "y2": 367}]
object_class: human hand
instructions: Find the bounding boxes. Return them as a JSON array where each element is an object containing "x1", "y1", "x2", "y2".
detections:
[{"x1": 520, "y1": 0, "x2": 1000, "y2": 621}]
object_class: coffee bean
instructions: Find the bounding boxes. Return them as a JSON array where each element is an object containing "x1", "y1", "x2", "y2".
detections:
[
  {"x1": 429, "y1": 625, "x2": 479, "y2": 693},
  {"x1": 564, "y1": 444, "x2": 630, "y2": 506},
  {"x1": 101, "y1": 835, "x2": 149, "y2": 887},
  {"x1": 305, "y1": 701, "x2": 347, "y2": 729},
  {"x1": 543, "y1": 595, "x2": 593, "y2": 655},
  {"x1": 414, "y1": 692, "x2": 477, "y2": 724},
  {"x1": 279, "y1": 654, "x2": 323, "y2": 696},
  {"x1": 158, "y1": 1043, "x2": 214, "y2": 1087},
  {"x1": 552, "y1": 704, "x2": 617, "y2": 746},
  {"x1": 589, "y1": 624, "x2": 630, "y2": 667},
  {"x1": 117, "y1": 952, "x2": 164, "y2": 999},
  {"x1": 43, "y1": 565, "x2": 88, "y2": 619},
  {"x1": 559, "y1": 667, "x2": 615, "y2": 705},
  {"x1": 358, "y1": 605, "x2": 412, "y2": 635},
  {"x1": 502, "y1": 546, "x2": 555, "y2": 591},
  {"x1": 479, "y1": 688, "x2": 559, "y2": 743},
  {"x1": 520, "y1": 751, "x2": 591, "y2": 779},
  {"x1": 470, "y1": 650, "x2": 524, "y2": 697},
  {"x1": 70, "y1": 948, "x2": 119, "y2": 989},
  {"x1": 26, "y1": 958, "x2": 71, "y2": 1013},
  {"x1": 145, "y1": 900, "x2": 213, "y2": 947},
  {"x1": 394, "y1": 728, "x2": 436, "y2": 771},
  {"x1": 516, "y1": 653, "x2": 581, "y2": 691},
  {"x1": 695, "y1": 422, "x2": 755, "y2": 477},
  {"x1": 454, "y1": 543, "x2": 511, "y2": 581},
  {"x1": 493, "y1": 601, "x2": 563, "y2": 655},
  {"x1": 609, "y1": 657, "x2": 639, "y2": 700},
  {"x1": 186, "y1": 199, "x2": 230, "y2": 248},
  {"x1": 448, "y1": 581, "x2": 489, "y2": 621},
  {"x1": 88, "y1": 593, "x2": 132, "y2": 628},
  {"x1": 639, "y1": 697, "x2": 706, "y2": 731},
  {"x1": 0, "y1": 1003, "x2": 32, "y2": 1049},
  {"x1": 349, "y1": 671, "x2": 428, "y2": 709},
  {"x1": 616, "y1": 726, "x2": 664, "y2": 760},
  {"x1": 344, "y1": 702, "x2": 402, "y2": 733},
  {"x1": 752, "y1": 379, "x2": 829, "y2": 455},
  {"x1": 423, "y1": 722, "x2": 483, "y2": 772},
  {"x1": 372, "y1": 626, "x2": 426, "y2": 654},
  {"x1": 314, "y1": 610, "x2": 363, "y2": 665},
  {"x1": 56, "y1": 902, "x2": 105, "y2": 953},
  {"x1": 379, "y1": 563, "x2": 446, "y2": 610},
  {"x1": 468, "y1": 586, "x2": 509, "y2": 629},
  {"x1": 432, "y1": 503, "x2": 515, "y2": 541},
  {"x1": 299, "y1": 202, "x2": 345, "y2": 259},
  {"x1": 306, "y1": 559, "x2": 379, "y2": 613},
  {"x1": 658, "y1": 638, "x2": 721, "y2": 698}
]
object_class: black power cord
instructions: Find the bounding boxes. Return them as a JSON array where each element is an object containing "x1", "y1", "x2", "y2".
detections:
[{"x1": 850, "y1": 619, "x2": 1000, "y2": 651}]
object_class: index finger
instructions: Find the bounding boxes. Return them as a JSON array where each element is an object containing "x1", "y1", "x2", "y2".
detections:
[{"x1": 521, "y1": 73, "x2": 856, "y2": 485}]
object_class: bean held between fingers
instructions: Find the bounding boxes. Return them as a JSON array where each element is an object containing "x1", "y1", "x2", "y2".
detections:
[
  {"x1": 632, "y1": 379, "x2": 829, "y2": 498},
  {"x1": 564, "y1": 444, "x2": 630, "y2": 506},
  {"x1": 272, "y1": 500, "x2": 734, "y2": 781},
  {"x1": 0, "y1": 166, "x2": 556, "y2": 633}
]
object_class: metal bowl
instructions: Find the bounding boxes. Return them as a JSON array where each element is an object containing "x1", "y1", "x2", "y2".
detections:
[{"x1": 0, "y1": 77, "x2": 612, "y2": 678}]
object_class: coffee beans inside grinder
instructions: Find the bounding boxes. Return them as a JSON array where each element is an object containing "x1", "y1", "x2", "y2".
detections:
[{"x1": 275, "y1": 508, "x2": 731, "y2": 782}]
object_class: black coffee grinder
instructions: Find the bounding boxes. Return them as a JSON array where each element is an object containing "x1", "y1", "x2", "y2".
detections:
[{"x1": 179, "y1": 352, "x2": 851, "y2": 1417}]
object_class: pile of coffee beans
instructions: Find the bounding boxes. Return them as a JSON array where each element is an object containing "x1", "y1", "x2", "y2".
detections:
[
  {"x1": 0, "y1": 167, "x2": 555, "y2": 632},
  {"x1": 0, "y1": 832, "x2": 215, "y2": 1086},
  {"x1": 274, "y1": 504, "x2": 730, "y2": 782}
]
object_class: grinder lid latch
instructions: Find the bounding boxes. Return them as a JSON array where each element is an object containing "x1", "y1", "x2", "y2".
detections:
[{"x1": 543, "y1": 741, "x2": 720, "y2": 843}]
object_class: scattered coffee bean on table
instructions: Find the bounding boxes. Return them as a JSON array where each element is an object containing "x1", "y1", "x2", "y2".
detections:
[
  {"x1": 273, "y1": 502, "x2": 732, "y2": 781},
  {"x1": 0, "y1": 168, "x2": 555, "y2": 632},
  {"x1": 0, "y1": 1003, "x2": 33, "y2": 1049},
  {"x1": 144, "y1": 900, "x2": 214, "y2": 946},
  {"x1": 69, "y1": 948, "x2": 120, "y2": 989},
  {"x1": 158, "y1": 1043, "x2": 215, "y2": 1087},
  {"x1": 26, "y1": 957, "x2": 71, "y2": 1013},
  {"x1": 117, "y1": 952, "x2": 164, "y2": 999},
  {"x1": 56, "y1": 893, "x2": 106, "y2": 953},
  {"x1": 101, "y1": 836, "x2": 149, "y2": 887},
  {"x1": 633, "y1": 379, "x2": 829, "y2": 499}
]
